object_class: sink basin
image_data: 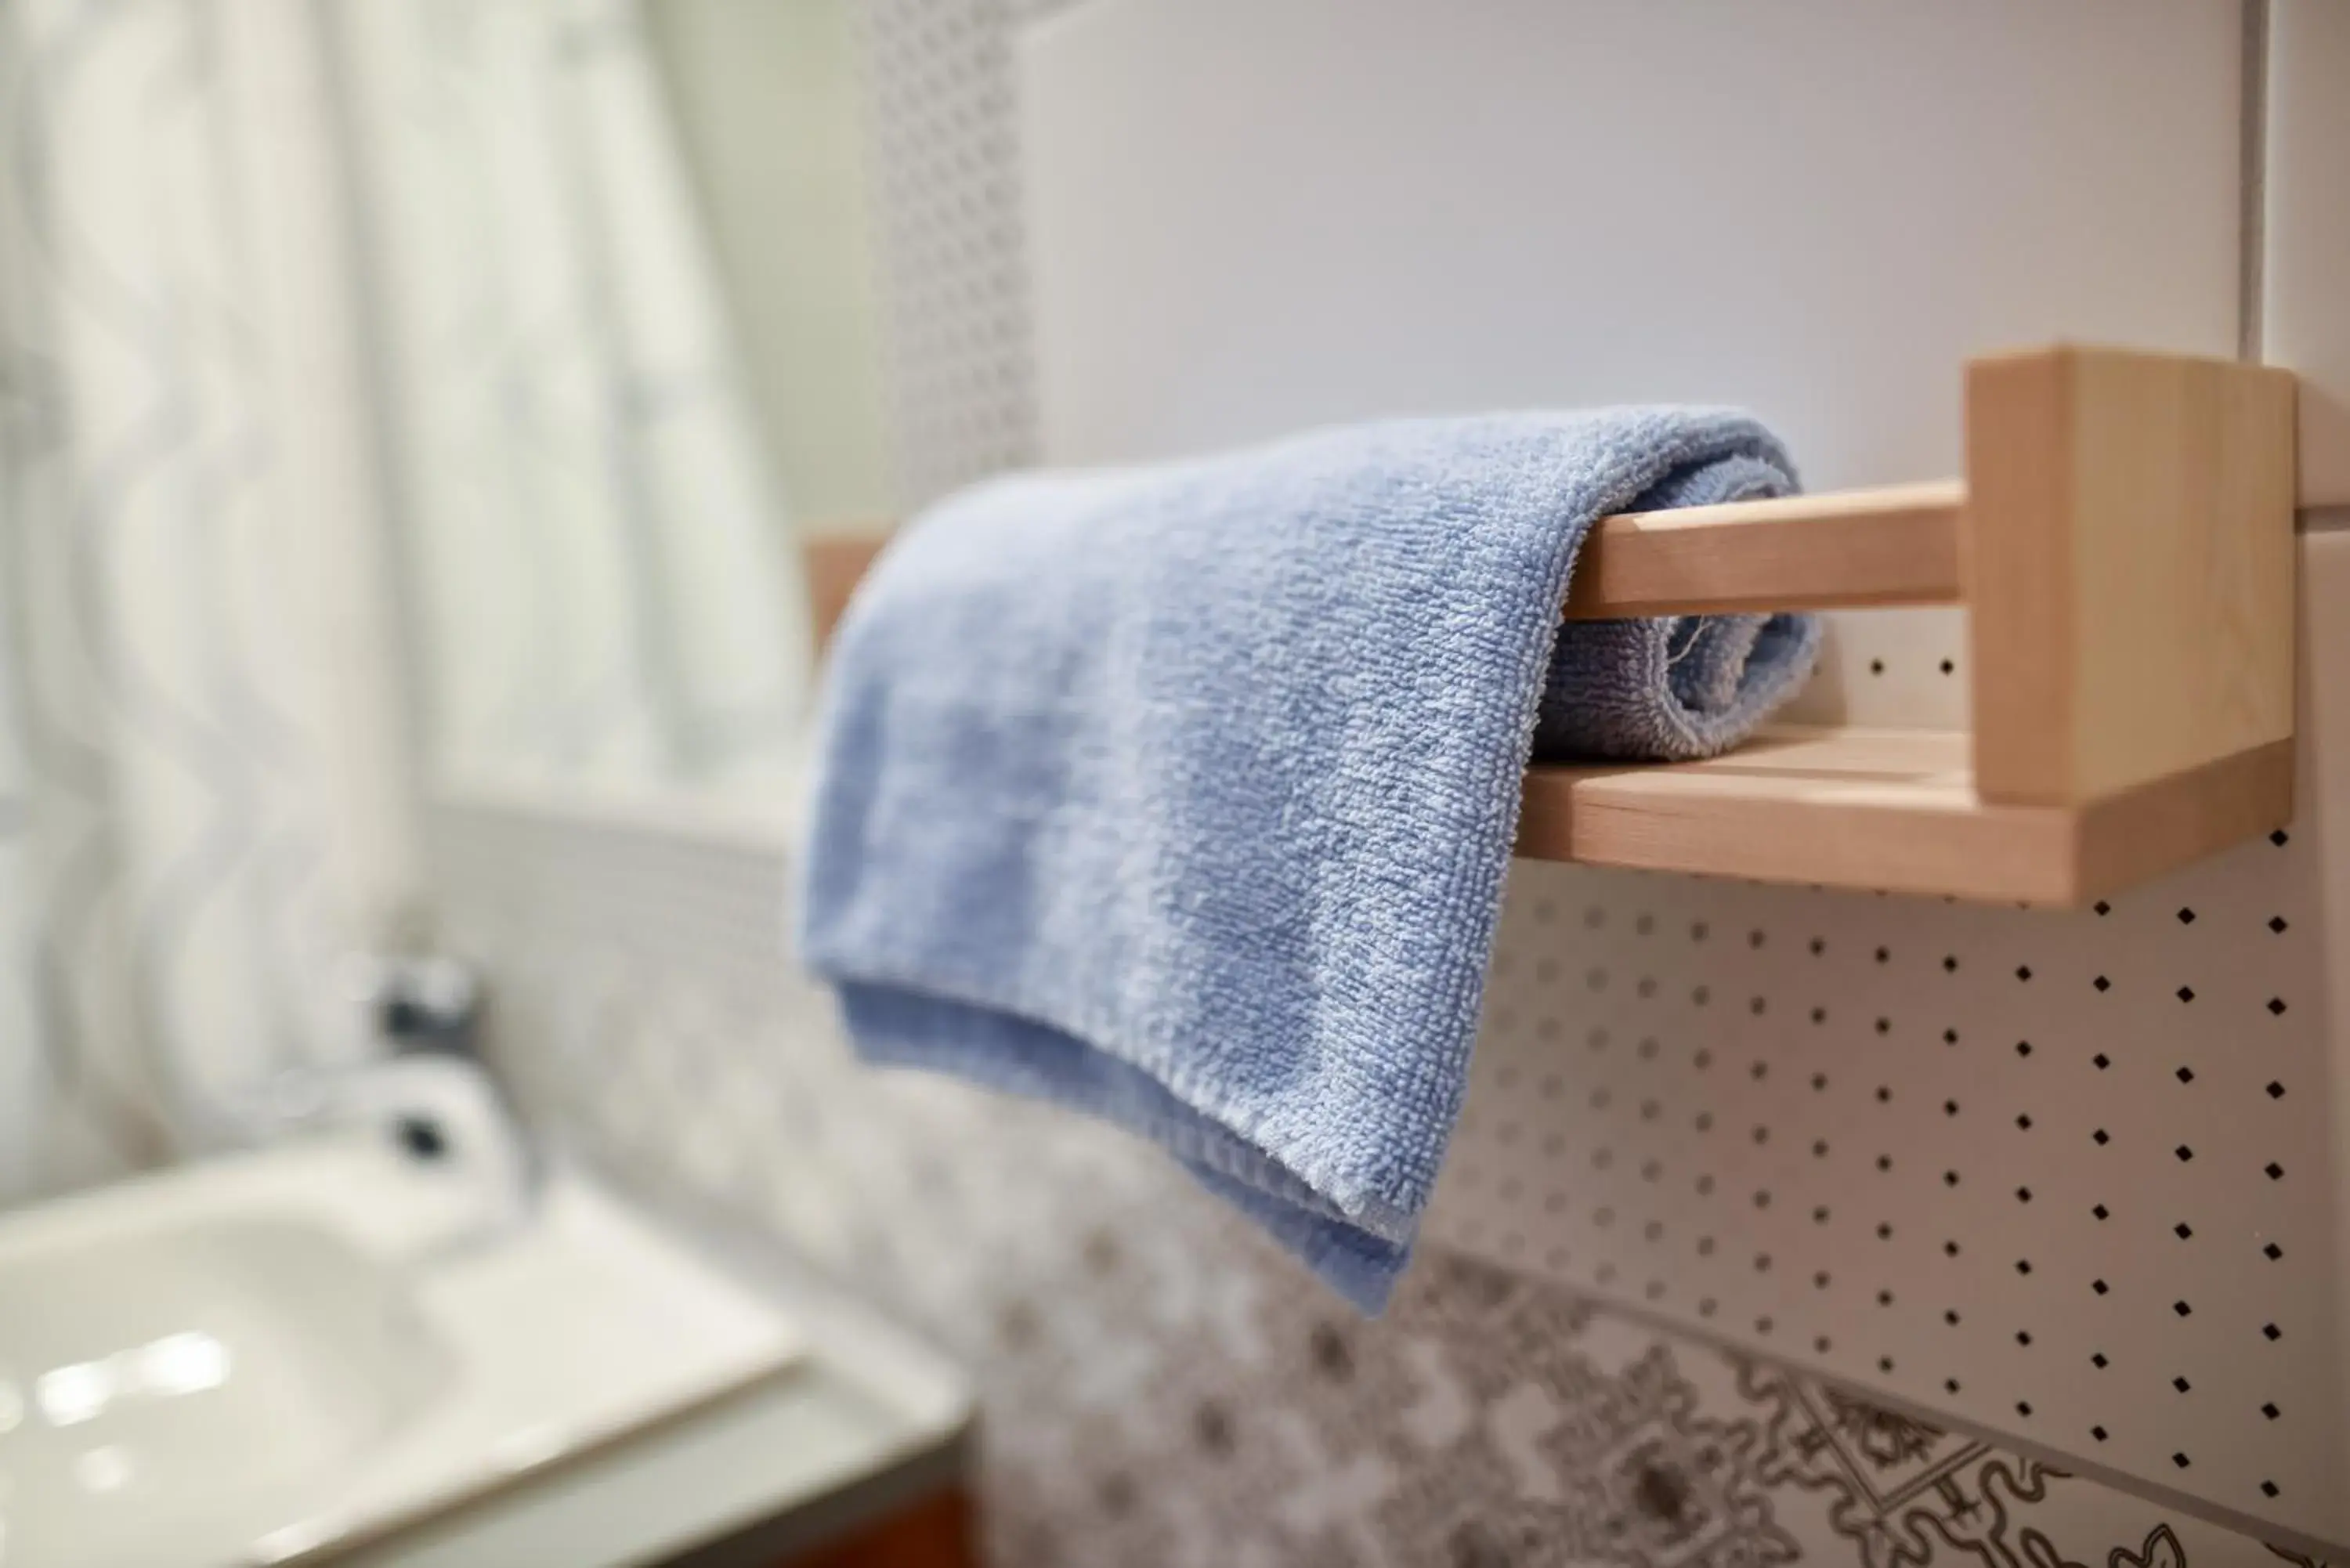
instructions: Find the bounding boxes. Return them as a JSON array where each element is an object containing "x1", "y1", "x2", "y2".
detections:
[{"x1": 0, "y1": 1136, "x2": 803, "y2": 1567}]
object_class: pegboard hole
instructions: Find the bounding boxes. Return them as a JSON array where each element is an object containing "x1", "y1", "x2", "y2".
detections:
[
  {"x1": 2017, "y1": 1401, "x2": 2034, "y2": 1417},
  {"x1": 2174, "y1": 1376, "x2": 2192, "y2": 1393},
  {"x1": 2263, "y1": 1403, "x2": 2281, "y2": 1420},
  {"x1": 2175, "y1": 1223, "x2": 2193, "y2": 1240},
  {"x1": 2263, "y1": 1482, "x2": 2281, "y2": 1498},
  {"x1": 2092, "y1": 1353, "x2": 2109, "y2": 1368},
  {"x1": 2092, "y1": 1425, "x2": 2109, "y2": 1442},
  {"x1": 2270, "y1": 916, "x2": 2290, "y2": 934},
  {"x1": 1945, "y1": 1378, "x2": 1961, "y2": 1394},
  {"x1": 2093, "y1": 1280, "x2": 2110, "y2": 1295},
  {"x1": 2265, "y1": 1242, "x2": 2283, "y2": 1260}
]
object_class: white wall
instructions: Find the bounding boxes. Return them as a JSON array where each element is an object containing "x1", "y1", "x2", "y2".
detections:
[
  {"x1": 1021, "y1": 0, "x2": 2244, "y2": 492},
  {"x1": 1019, "y1": 0, "x2": 2248, "y2": 733}
]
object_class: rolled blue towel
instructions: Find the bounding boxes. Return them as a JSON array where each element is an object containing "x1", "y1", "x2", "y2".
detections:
[{"x1": 797, "y1": 410, "x2": 1820, "y2": 1311}]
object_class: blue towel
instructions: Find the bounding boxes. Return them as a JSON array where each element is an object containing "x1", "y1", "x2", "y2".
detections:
[{"x1": 797, "y1": 411, "x2": 1820, "y2": 1312}]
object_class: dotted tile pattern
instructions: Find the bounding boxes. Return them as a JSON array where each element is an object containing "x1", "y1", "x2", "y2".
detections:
[{"x1": 1426, "y1": 819, "x2": 2340, "y2": 1548}]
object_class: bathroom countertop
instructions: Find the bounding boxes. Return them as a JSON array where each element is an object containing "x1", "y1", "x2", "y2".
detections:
[{"x1": 332, "y1": 1160, "x2": 975, "y2": 1568}]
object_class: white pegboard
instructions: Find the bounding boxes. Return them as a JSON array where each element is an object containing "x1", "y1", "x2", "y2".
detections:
[
  {"x1": 1778, "y1": 607, "x2": 1972, "y2": 733},
  {"x1": 855, "y1": 0, "x2": 1040, "y2": 511},
  {"x1": 1424, "y1": 566, "x2": 2350, "y2": 1555}
]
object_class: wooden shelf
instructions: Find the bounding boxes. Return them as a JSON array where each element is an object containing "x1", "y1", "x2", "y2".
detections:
[
  {"x1": 1517, "y1": 726, "x2": 2294, "y2": 905},
  {"x1": 806, "y1": 345, "x2": 2301, "y2": 906}
]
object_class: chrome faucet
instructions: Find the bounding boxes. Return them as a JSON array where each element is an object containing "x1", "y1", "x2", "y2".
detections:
[{"x1": 232, "y1": 952, "x2": 543, "y2": 1252}]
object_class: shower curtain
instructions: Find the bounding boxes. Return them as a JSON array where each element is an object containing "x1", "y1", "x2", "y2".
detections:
[{"x1": 0, "y1": 0, "x2": 804, "y2": 1199}]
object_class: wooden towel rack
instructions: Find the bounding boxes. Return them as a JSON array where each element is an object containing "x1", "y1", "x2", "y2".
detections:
[{"x1": 808, "y1": 345, "x2": 2299, "y2": 906}]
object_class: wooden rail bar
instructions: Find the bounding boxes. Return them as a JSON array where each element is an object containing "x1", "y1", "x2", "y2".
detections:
[
  {"x1": 1563, "y1": 479, "x2": 1964, "y2": 619},
  {"x1": 804, "y1": 479, "x2": 1966, "y2": 646}
]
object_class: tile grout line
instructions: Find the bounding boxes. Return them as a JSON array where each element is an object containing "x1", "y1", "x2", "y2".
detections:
[{"x1": 2239, "y1": 0, "x2": 2271, "y2": 363}]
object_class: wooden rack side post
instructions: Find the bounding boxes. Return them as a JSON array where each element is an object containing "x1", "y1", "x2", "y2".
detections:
[{"x1": 1960, "y1": 345, "x2": 2299, "y2": 892}]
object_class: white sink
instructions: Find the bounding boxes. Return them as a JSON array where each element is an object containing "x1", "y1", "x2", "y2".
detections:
[{"x1": 0, "y1": 1136, "x2": 803, "y2": 1567}]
